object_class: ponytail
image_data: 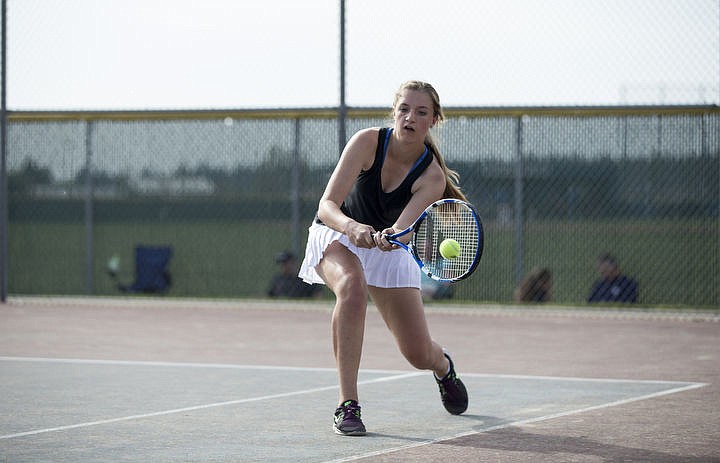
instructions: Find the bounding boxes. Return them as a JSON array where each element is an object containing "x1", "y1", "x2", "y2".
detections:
[{"x1": 425, "y1": 132, "x2": 467, "y2": 201}]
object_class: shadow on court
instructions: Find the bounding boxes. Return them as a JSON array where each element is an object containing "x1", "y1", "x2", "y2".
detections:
[{"x1": 446, "y1": 427, "x2": 715, "y2": 463}]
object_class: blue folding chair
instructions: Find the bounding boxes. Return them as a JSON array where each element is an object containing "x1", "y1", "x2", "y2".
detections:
[{"x1": 111, "y1": 245, "x2": 173, "y2": 294}]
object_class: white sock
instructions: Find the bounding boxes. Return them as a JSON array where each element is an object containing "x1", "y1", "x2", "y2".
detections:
[{"x1": 434, "y1": 361, "x2": 451, "y2": 380}]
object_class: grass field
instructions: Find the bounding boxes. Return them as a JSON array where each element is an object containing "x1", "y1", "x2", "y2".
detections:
[{"x1": 8, "y1": 219, "x2": 720, "y2": 307}]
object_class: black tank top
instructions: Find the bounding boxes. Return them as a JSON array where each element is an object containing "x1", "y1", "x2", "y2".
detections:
[{"x1": 339, "y1": 127, "x2": 433, "y2": 231}]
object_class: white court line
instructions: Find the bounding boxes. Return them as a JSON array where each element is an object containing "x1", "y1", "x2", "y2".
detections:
[
  {"x1": 0, "y1": 356, "x2": 707, "y2": 444},
  {"x1": 0, "y1": 356, "x2": 338, "y2": 373},
  {"x1": 324, "y1": 381, "x2": 708, "y2": 463},
  {"x1": 457, "y1": 371, "x2": 706, "y2": 386},
  {"x1": 0, "y1": 356, "x2": 421, "y2": 376},
  {"x1": 0, "y1": 357, "x2": 423, "y2": 440},
  {"x1": 0, "y1": 356, "x2": 705, "y2": 385}
]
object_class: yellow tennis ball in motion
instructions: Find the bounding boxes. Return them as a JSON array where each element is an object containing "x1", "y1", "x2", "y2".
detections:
[{"x1": 439, "y1": 238, "x2": 462, "y2": 259}]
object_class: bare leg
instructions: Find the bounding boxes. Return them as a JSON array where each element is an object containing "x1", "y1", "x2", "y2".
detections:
[
  {"x1": 368, "y1": 286, "x2": 449, "y2": 378},
  {"x1": 316, "y1": 241, "x2": 369, "y2": 404}
]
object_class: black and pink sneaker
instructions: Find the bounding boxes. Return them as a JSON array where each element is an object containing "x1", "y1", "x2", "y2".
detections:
[
  {"x1": 435, "y1": 352, "x2": 468, "y2": 415},
  {"x1": 333, "y1": 399, "x2": 367, "y2": 436}
]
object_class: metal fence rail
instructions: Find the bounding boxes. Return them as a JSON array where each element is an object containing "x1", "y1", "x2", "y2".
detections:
[{"x1": 6, "y1": 107, "x2": 719, "y2": 307}]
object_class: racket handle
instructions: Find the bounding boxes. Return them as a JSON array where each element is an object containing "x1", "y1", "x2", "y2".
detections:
[{"x1": 383, "y1": 235, "x2": 410, "y2": 251}]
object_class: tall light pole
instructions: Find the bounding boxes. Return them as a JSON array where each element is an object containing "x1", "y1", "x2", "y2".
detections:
[{"x1": 338, "y1": 0, "x2": 346, "y2": 156}]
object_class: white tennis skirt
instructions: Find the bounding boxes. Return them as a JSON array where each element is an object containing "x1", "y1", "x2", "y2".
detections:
[{"x1": 298, "y1": 222, "x2": 421, "y2": 289}]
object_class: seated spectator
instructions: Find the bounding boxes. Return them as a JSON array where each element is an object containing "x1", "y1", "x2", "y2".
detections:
[
  {"x1": 421, "y1": 272, "x2": 454, "y2": 301},
  {"x1": 268, "y1": 251, "x2": 322, "y2": 298},
  {"x1": 587, "y1": 253, "x2": 638, "y2": 303},
  {"x1": 513, "y1": 266, "x2": 553, "y2": 303}
]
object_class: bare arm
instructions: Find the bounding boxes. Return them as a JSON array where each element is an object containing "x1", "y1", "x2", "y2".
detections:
[{"x1": 317, "y1": 128, "x2": 379, "y2": 248}]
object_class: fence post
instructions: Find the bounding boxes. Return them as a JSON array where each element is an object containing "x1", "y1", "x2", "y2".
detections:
[
  {"x1": 0, "y1": 0, "x2": 6, "y2": 302},
  {"x1": 337, "y1": 0, "x2": 347, "y2": 156},
  {"x1": 513, "y1": 115, "x2": 526, "y2": 287},
  {"x1": 84, "y1": 120, "x2": 94, "y2": 295},
  {"x1": 291, "y1": 118, "x2": 301, "y2": 255}
]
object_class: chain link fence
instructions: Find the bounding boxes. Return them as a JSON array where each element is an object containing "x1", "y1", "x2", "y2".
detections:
[
  {"x1": 6, "y1": 108, "x2": 719, "y2": 306},
  {"x1": 2, "y1": 1, "x2": 719, "y2": 306}
]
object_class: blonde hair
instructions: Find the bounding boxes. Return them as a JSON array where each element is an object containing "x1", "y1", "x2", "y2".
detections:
[{"x1": 392, "y1": 80, "x2": 466, "y2": 201}]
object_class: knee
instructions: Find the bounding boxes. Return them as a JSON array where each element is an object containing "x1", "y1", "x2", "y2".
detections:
[{"x1": 333, "y1": 272, "x2": 368, "y2": 307}]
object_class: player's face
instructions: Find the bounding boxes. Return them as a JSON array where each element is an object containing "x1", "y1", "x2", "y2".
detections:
[{"x1": 393, "y1": 90, "x2": 437, "y2": 141}]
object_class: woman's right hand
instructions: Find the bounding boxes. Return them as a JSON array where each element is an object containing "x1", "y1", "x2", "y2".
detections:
[{"x1": 344, "y1": 221, "x2": 377, "y2": 249}]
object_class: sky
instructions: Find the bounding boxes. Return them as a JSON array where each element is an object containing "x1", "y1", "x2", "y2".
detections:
[{"x1": 7, "y1": 0, "x2": 720, "y2": 110}]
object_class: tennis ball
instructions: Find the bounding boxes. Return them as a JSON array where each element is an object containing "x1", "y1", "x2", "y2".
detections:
[{"x1": 439, "y1": 238, "x2": 461, "y2": 259}]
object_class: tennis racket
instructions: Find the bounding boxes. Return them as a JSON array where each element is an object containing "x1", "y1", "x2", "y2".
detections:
[{"x1": 384, "y1": 198, "x2": 484, "y2": 282}]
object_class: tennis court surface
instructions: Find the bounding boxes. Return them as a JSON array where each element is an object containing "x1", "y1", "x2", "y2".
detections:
[{"x1": 1, "y1": 297, "x2": 718, "y2": 462}]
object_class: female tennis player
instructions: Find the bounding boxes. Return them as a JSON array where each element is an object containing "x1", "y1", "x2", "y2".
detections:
[{"x1": 299, "y1": 80, "x2": 469, "y2": 436}]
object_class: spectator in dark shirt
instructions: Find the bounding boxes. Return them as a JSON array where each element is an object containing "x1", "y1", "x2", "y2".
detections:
[
  {"x1": 268, "y1": 251, "x2": 322, "y2": 298},
  {"x1": 588, "y1": 253, "x2": 638, "y2": 303}
]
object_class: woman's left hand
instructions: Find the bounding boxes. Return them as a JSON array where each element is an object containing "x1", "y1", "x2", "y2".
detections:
[{"x1": 373, "y1": 229, "x2": 398, "y2": 252}]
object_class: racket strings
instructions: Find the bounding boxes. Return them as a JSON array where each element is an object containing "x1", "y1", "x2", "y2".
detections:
[{"x1": 415, "y1": 202, "x2": 481, "y2": 280}]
